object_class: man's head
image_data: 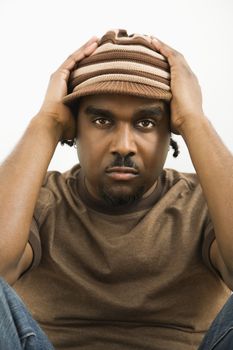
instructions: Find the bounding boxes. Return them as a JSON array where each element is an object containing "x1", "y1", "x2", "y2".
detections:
[
  {"x1": 63, "y1": 29, "x2": 177, "y2": 208},
  {"x1": 76, "y1": 93, "x2": 170, "y2": 207}
]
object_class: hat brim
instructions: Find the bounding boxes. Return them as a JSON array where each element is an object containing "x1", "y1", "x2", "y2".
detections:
[{"x1": 63, "y1": 80, "x2": 172, "y2": 106}]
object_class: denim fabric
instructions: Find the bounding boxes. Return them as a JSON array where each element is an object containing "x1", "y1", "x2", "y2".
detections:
[
  {"x1": 0, "y1": 278, "x2": 54, "y2": 350},
  {"x1": 198, "y1": 294, "x2": 233, "y2": 349},
  {"x1": 0, "y1": 277, "x2": 233, "y2": 349}
]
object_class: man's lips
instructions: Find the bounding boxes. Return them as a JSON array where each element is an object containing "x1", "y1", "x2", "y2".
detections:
[{"x1": 105, "y1": 166, "x2": 139, "y2": 181}]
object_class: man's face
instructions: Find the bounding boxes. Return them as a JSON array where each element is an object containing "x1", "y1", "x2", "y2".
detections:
[{"x1": 76, "y1": 94, "x2": 170, "y2": 207}]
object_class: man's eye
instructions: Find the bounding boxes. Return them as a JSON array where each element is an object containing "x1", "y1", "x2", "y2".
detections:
[
  {"x1": 93, "y1": 118, "x2": 112, "y2": 127},
  {"x1": 136, "y1": 120, "x2": 156, "y2": 129}
]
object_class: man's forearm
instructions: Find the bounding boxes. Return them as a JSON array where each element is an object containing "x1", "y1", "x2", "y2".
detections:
[
  {"x1": 0, "y1": 113, "x2": 62, "y2": 274},
  {"x1": 180, "y1": 115, "x2": 233, "y2": 271}
]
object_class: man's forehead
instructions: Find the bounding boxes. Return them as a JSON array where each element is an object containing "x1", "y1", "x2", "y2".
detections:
[{"x1": 79, "y1": 94, "x2": 166, "y2": 112}]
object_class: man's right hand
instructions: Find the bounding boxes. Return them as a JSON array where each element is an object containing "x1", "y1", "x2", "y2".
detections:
[{"x1": 38, "y1": 36, "x2": 99, "y2": 141}]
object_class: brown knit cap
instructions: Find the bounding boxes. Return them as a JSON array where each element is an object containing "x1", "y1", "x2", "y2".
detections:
[{"x1": 63, "y1": 29, "x2": 171, "y2": 105}]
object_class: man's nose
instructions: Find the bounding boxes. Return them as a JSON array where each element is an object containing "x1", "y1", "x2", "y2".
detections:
[{"x1": 110, "y1": 125, "x2": 136, "y2": 157}]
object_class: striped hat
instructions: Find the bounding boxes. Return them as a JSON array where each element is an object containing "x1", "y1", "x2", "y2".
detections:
[{"x1": 63, "y1": 29, "x2": 171, "y2": 105}]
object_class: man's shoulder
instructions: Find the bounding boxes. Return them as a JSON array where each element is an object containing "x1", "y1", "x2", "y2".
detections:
[
  {"x1": 160, "y1": 168, "x2": 208, "y2": 218},
  {"x1": 36, "y1": 164, "x2": 81, "y2": 210},
  {"x1": 163, "y1": 168, "x2": 199, "y2": 191},
  {"x1": 43, "y1": 164, "x2": 81, "y2": 188},
  {"x1": 160, "y1": 168, "x2": 203, "y2": 204}
]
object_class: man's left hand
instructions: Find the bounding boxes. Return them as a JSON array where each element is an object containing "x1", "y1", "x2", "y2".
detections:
[{"x1": 152, "y1": 38, "x2": 205, "y2": 135}]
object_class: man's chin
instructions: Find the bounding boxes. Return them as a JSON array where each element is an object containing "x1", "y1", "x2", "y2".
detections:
[{"x1": 100, "y1": 184, "x2": 145, "y2": 207}]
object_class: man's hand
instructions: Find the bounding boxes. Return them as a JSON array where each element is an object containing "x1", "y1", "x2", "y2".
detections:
[
  {"x1": 39, "y1": 36, "x2": 99, "y2": 141},
  {"x1": 151, "y1": 38, "x2": 205, "y2": 135}
]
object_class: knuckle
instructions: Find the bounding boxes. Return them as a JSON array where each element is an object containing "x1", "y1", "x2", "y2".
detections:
[
  {"x1": 169, "y1": 49, "x2": 179, "y2": 59},
  {"x1": 174, "y1": 50, "x2": 183, "y2": 59},
  {"x1": 52, "y1": 68, "x2": 68, "y2": 79},
  {"x1": 58, "y1": 68, "x2": 68, "y2": 75},
  {"x1": 180, "y1": 64, "x2": 192, "y2": 76},
  {"x1": 67, "y1": 53, "x2": 75, "y2": 61},
  {"x1": 49, "y1": 72, "x2": 56, "y2": 80}
]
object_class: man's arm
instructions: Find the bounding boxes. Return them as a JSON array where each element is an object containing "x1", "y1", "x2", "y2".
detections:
[
  {"x1": 152, "y1": 38, "x2": 233, "y2": 290},
  {"x1": 0, "y1": 37, "x2": 98, "y2": 285},
  {"x1": 179, "y1": 114, "x2": 233, "y2": 290}
]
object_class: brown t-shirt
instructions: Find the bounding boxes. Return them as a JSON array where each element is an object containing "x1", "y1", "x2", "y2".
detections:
[{"x1": 14, "y1": 165, "x2": 230, "y2": 350}]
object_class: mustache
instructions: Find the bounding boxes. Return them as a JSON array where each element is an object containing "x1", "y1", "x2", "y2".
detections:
[{"x1": 109, "y1": 154, "x2": 139, "y2": 170}]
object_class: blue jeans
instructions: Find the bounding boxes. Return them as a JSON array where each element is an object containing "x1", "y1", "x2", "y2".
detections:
[
  {"x1": 0, "y1": 278, "x2": 233, "y2": 350},
  {"x1": 0, "y1": 278, "x2": 54, "y2": 350}
]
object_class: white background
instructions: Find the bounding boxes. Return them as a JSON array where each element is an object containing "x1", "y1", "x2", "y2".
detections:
[{"x1": 0, "y1": 0, "x2": 232, "y2": 173}]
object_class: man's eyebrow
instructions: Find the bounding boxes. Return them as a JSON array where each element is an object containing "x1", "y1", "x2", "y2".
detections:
[
  {"x1": 134, "y1": 106, "x2": 163, "y2": 118},
  {"x1": 84, "y1": 106, "x2": 114, "y2": 118},
  {"x1": 84, "y1": 105, "x2": 164, "y2": 120}
]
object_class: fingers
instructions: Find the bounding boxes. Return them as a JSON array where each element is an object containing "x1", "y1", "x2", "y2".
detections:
[
  {"x1": 151, "y1": 37, "x2": 196, "y2": 80},
  {"x1": 58, "y1": 36, "x2": 99, "y2": 71},
  {"x1": 151, "y1": 37, "x2": 177, "y2": 57},
  {"x1": 49, "y1": 36, "x2": 99, "y2": 86},
  {"x1": 151, "y1": 37, "x2": 187, "y2": 66},
  {"x1": 83, "y1": 36, "x2": 99, "y2": 48}
]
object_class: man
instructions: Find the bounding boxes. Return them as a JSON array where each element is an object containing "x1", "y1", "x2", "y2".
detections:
[{"x1": 0, "y1": 29, "x2": 233, "y2": 349}]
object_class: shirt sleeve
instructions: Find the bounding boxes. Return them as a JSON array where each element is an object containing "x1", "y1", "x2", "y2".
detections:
[
  {"x1": 28, "y1": 216, "x2": 42, "y2": 270},
  {"x1": 202, "y1": 221, "x2": 217, "y2": 274},
  {"x1": 21, "y1": 172, "x2": 59, "y2": 275}
]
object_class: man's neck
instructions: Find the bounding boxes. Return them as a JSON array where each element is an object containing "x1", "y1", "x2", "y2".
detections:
[{"x1": 76, "y1": 169, "x2": 164, "y2": 215}]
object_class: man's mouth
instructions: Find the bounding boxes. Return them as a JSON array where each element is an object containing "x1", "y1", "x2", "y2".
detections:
[{"x1": 105, "y1": 166, "x2": 139, "y2": 181}]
